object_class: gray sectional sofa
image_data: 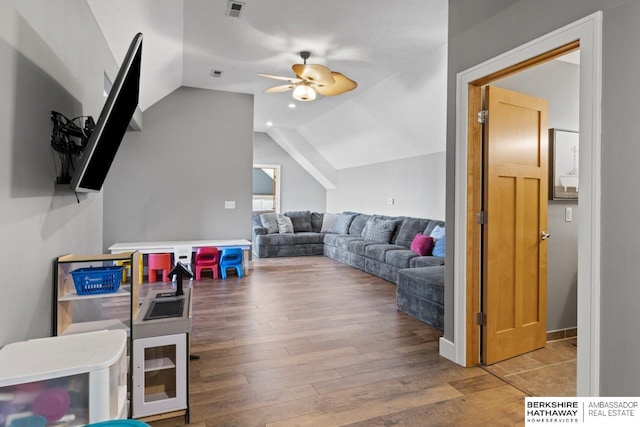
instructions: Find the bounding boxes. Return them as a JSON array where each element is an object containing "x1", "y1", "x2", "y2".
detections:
[{"x1": 252, "y1": 211, "x2": 445, "y2": 330}]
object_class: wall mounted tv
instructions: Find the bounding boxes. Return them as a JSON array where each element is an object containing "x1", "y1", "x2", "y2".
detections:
[{"x1": 69, "y1": 32, "x2": 143, "y2": 193}]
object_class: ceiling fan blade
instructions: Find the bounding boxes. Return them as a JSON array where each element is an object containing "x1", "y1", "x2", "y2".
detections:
[
  {"x1": 315, "y1": 72, "x2": 357, "y2": 96},
  {"x1": 257, "y1": 73, "x2": 302, "y2": 84},
  {"x1": 264, "y1": 84, "x2": 295, "y2": 94},
  {"x1": 292, "y1": 64, "x2": 335, "y2": 86}
]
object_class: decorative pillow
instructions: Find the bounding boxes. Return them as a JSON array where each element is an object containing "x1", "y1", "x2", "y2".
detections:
[
  {"x1": 430, "y1": 225, "x2": 446, "y2": 240},
  {"x1": 332, "y1": 213, "x2": 356, "y2": 234},
  {"x1": 321, "y1": 213, "x2": 340, "y2": 233},
  {"x1": 362, "y1": 217, "x2": 396, "y2": 243},
  {"x1": 259, "y1": 212, "x2": 278, "y2": 234},
  {"x1": 284, "y1": 210, "x2": 312, "y2": 232},
  {"x1": 410, "y1": 233, "x2": 434, "y2": 256},
  {"x1": 432, "y1": 236, "x2": 445, "y2": 257},
  {"x1": 276, "y1": 214, "x2": 294, "y2": 234},
  {"x1": 430, "y1": 225, "x2": 445, "y2": 257}
]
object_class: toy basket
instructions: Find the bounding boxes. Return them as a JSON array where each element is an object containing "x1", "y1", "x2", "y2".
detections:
[{"x1": 70, "y1": 266, "x2": 124, "y2": 295}]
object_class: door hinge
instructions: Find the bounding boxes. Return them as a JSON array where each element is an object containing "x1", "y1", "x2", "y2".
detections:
[
  {"x1": 476, "y1": 312, "x2": 487, "y2": 326},
  {"x1": 476, "y1": 211, "x2": 487, "y2": 224},
  {"x1": 477, "y1": 110, "x2": 488, "y2": 124}
]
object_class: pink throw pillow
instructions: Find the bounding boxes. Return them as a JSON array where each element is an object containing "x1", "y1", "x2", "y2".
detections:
[{"x1": 410, "y1": 234, "x2": 434, "y2": 256}]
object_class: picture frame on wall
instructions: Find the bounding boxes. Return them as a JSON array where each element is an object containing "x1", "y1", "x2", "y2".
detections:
[{"x1": 549, "y1": 128, "x2": 579, "y2": 200}]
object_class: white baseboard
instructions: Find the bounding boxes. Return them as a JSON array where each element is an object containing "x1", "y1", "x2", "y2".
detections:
[{"x1": 439, "y1": 336, "x2": 458, "y2": 363}]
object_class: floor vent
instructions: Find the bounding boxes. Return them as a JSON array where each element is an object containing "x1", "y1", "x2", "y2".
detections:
[{"x1": 226, "y1": 1, "x2": 245, "y2": 18}]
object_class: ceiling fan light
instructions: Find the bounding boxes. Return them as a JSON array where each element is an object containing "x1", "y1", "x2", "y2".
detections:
[{"x1": 292, "y1": 84, "x2": 316, "y2": 101}]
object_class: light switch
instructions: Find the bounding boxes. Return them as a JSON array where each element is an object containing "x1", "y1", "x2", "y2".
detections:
[
  {"x1": 565, "y1": 207, "x2": 572, "y2": 222},
  {"x1": 225, "y1": 201, "x2": 236, "y2": 209},
  {"x1": 387, "y1": 197, "x2": 395, "y2": 205}
]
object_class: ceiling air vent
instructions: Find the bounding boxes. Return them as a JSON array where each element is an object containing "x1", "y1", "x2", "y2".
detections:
[
  {"x1": 226, "y1": 1, "x2": 245, "y2": 18},
  {"x1": 210, "y1": 69, "x2": 223, "y2": 78}
]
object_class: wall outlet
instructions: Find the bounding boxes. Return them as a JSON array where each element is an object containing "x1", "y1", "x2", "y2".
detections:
[
  {"x1": 225, "y1": 201, "x2": 236, "y2": 209},
  {"x1": 565, "y1": 207, "x2": 572, "y2": 222},
  {"x1": 387, "y1": 197, "x2": 395, "y2": 205}
]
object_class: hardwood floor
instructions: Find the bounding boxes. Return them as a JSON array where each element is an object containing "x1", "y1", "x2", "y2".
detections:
[{"x1": 149, "y1": 256, "x2": 526, "y2": 427}]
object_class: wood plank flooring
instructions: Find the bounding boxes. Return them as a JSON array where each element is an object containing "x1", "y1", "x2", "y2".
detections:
[{"x1": 149, "y1": 256, "x2": 526, "y2": 427}]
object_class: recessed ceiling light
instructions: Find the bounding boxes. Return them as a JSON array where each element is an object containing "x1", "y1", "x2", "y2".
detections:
[
  {"x1": 266, "y1": 121, "x2": 273, "y2": 127},
  {"x1": 288, "y1": 103, "x2": 296, "y2": 109}
]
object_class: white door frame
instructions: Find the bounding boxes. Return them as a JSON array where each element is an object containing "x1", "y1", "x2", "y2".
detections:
[{"x1": 440, "y1": 11, "x2": 602, "y2": 396}]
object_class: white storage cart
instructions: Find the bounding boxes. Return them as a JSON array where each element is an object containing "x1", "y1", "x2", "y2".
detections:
[{"x1": 0, "y1": 330, "x2": 128, "y2": 426}]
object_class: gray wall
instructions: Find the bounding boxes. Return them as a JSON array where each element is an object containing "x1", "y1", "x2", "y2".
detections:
[
  {"x1": 0, "y1": 1, "x2": 122, "y2": 346},
  {"x1": 447, "y1": 0, "x2": 640, "y2": 395},
  {"x1": 253, "y1": 132, "x2": 326, "y2": 213},
  {"x1": 104, "y1": 87, "x2": 254, "y2": 246},
  {"x1": 495, "y1": 59, "x2": 580, "y2": 331},
  {"x1": 327, "y1": 152, "x2": 446, "y2": 220}
]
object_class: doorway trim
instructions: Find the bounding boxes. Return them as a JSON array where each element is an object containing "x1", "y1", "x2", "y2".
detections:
[{"x1": 442, "y1": 11, "x2": 602, "y2": 396}]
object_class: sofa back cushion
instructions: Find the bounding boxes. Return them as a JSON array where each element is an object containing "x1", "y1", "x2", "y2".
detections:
[
  {"x1": 348, "y1": 214, "x2": 371, "y2": 236},
  {"x1": 396, "y1": 217, "x2": 432, "y2": 248},
  {"x1": 284, "y1": 210, "x2": 312, "y2": 232},
  {"x1": 311, "y1": 212, "x2": 324, "y2": 232}
]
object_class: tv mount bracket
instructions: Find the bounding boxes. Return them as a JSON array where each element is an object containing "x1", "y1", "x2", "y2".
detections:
[{"x1": 50, "y1": 111, "x2": 95, "y2": 185}]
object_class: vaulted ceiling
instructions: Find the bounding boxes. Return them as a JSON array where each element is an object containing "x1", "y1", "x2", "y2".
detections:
[{"x1": 88, "y1": 0, "x2": 449, "y2": 184}]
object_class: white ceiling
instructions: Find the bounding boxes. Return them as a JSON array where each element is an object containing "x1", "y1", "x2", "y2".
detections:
[{"x1": 88, "y1": 0, "x2": 449, "y2": 175}]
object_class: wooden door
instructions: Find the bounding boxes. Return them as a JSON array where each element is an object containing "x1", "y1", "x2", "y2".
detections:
[{"x1": 482, "y1": 85, "x2": 549, "y2": 365}]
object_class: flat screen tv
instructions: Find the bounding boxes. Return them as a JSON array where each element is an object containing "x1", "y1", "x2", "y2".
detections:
[{"x1": 70, "y1": 32, "x2": 143, "y2": 192}]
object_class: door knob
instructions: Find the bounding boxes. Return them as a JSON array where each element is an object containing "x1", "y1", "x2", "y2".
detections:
[{"x1": 541, "y1": 231, "x2": 550, "y2": 240}]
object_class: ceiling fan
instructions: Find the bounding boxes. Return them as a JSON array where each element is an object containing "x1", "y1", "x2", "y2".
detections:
[{"x1": 258, "y1": 51, "x2": 357, "y2": 101}]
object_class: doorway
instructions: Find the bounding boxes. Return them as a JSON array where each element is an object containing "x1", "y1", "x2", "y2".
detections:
[
  {"x1": 253, "y1": 164, "x2": 281, "y2": 213},
  {"x1": 443, "y1": 12, "x2": 602, "y2": 396}
]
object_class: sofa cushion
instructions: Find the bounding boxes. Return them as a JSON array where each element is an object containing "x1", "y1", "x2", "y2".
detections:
[
  {"x1": 260, "y1": 212, "x2": 279, "y2": 234},
  {"x1": 347, "y1": 239, "x2": 376, "y2": 256},
  {"x1": 335, "y1": 236, "x2": 363, "y2": 251},
  {"x1": 285, "y1": 210, "x2": 312, "y2": 232},
  {"x1": 410, "y1": 256, "x2": 445, "y2": 268},
  {"x1": 396, "y1": 217, "x2": 432, "y2": 248},
  {"x1": 397, "y1": 266, "x2": 445, "y2": 305},
  {"x1": 323, "y1": 233, "x2": 343, "y2": 247},
  {"x1": 365, "y1": 244, "x2": 404, "y2": 262},
  {"x1": 385, "y1": 249, "x2": 419, "y2": 269},
  {"x1": 259, "y1": 232, "x2": 325, "y2": 246},
  {"x1": 311, "y1": 212, "x2": 324, "y2": 232},
  {"x1": 410, "y1": 234, "x2": 434, "y2": 256},
  {"x1": 348, "y1": 214, "x2": 371, "y2": 236},
  {"x1": 277, "y1": 214, "x2": 294, "y2": 234},
  {"x1": 362, "y1": 217, "x2": 396, "y2": 243},
  {"x1": 424, "y1": 221, "x2": 445, "y2": 237}
]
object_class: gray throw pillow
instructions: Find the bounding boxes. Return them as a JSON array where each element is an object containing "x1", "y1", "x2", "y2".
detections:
[
  {"x1": 321, "y1": 213, "x2": 340, "y2": 233},
  {"x1": 259, "y1": 212, "x2": 279, "y2": 234},
  {"x1": 362, "y1": 217, "x2": 396, "y2": 243},
  {"x1": 277, "y1": 214, "x2": 294, "y2": 234},
  {"x1": 284, "y1": 210, "x2": 312, "y2": 232}
]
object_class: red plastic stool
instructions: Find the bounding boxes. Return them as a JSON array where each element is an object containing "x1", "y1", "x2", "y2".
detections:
[
  {"x1": 194, "y1": 247, "x2": 219, "y2": 280},
  {"x1": 148, "y1": 253, "x2": 172, "y2": 282}
]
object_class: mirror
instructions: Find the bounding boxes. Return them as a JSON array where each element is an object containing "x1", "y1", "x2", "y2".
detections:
[{"x1": 253, "y1": 164, "x2": 280, "y2": 213}]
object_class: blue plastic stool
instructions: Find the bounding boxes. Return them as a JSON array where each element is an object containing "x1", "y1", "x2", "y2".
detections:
[
  {"x1": 219, "y1": 247, "x2": 244, "y2": 279},
  {"x1": 85, "y1": 420, "x2": 150, "y2": 426}
]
